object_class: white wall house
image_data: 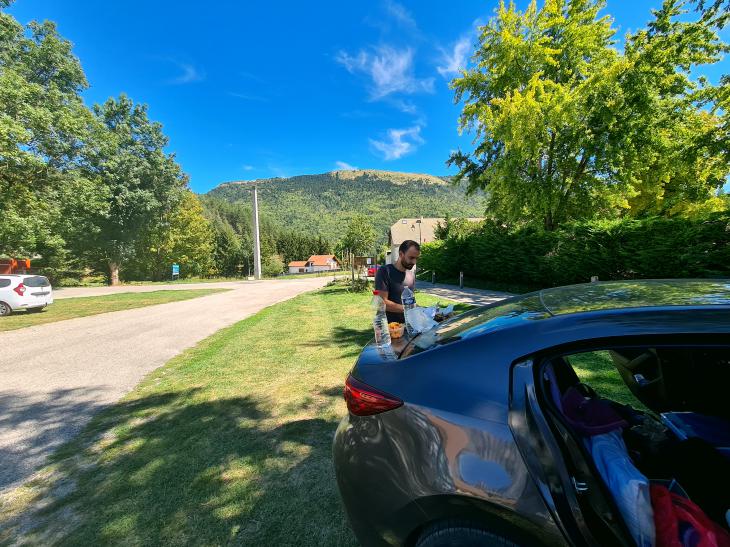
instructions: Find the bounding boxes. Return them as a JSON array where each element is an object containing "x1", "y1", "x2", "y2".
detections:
[
  {"x1": 288, "y1": 260, "x2": 311, "y2": 274},
  {"x1": 387, "y1": 217, "x2": 484, "y2": 264},
  {"x1": 308, "y1": 255, "x2": 341, "y2": 272}
]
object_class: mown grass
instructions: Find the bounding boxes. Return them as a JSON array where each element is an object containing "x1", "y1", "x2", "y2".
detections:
[
  {"x1": 0, "y1": 289, "x2": 229, "y2": 332},
  {"x1": 569, "y1": 351, "x2": 648, "y2": 410},
  {"x1": 0, "y1": 287, "x2": 459, "y2": 546}
]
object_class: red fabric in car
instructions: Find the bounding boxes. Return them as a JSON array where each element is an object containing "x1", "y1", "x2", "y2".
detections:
[{"x1": 651, "y1": 484, "x2": 730, "y2": 547}]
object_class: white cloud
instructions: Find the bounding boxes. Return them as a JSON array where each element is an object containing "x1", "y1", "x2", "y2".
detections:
[
  {"x1": 170, "y1": 62, "x2": 204, "y2": 84},
  {"x1": 369, "y1": 126, "x2": 424, "y2": 160},
  {"x1": 437, "y1": 36, "x2": 471, "y2": 78},
  {"x1": 336, "y1": 46, "x2": 434, "y2": 100},
  {"x1": 383, "y1": 0, "x2": 417, "y2": 30},
  {"x1": 335, "y1": 161, "x2": 358, "y2": 171},
  {"x1": 242, "y1": 165, "x2": 254, "y2": 171}
]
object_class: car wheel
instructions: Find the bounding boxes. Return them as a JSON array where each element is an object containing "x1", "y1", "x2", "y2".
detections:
[
  {"x1": 0, "y1": 301, "x2": 11, "y2": 317},
  {"x1": 416, "y1": 521, "x2": 519, "y2": 547},
  {"x1": 27, "y1": 307, "x2": 44, "y2": 313}
]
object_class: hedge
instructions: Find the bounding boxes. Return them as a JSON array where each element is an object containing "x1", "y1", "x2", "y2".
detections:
[{"x1": 417, "y1": 213, "x2": 730, "y2": 289}]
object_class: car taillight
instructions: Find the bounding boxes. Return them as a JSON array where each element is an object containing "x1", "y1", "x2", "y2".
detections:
[
  {"x1": 344, "y1": 374, "x2": 403, "y2": 416},
  {"x1": 13, "y1": 283, "x2": 26, "y2": 296}
]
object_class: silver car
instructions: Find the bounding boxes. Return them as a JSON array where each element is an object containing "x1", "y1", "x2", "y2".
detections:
[{"x1": 333, "y1": 280, "x2": 730, "y2": 546}]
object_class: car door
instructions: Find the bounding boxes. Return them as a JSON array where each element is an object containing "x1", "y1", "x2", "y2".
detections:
[
  {"x1": 511, "y1": 355, "x2": 640, "y2": 547},
  {"x1": 0, "y1": 277, "x2": 14, "y2": 310}
]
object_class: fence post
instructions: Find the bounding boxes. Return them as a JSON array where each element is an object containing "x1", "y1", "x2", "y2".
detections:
[
  {"x1": 459, "y1": 271, "x2": 464, "y2": 289},
  {"x1": 432, "y1": 272, "x2": 436, "y2": 285}
]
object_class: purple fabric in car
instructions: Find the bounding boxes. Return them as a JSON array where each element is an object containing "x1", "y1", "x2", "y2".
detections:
[
  {"x1": 543, "y1": 363, "x2": 564, "y2": 412},
  {"x1": 560, "y1": 385, "x2": 629, "y2": 436}
]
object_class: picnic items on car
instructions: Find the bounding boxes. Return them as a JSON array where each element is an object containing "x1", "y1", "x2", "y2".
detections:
[
  {"x1": 401, "y1": 286, "x2": 417, "y2": 336},
  {"x1": 388, "y1": 322, "x2": 405, "y2": 339},
  {"x1": 371, "y1": 290, "x2": 391, "y2": 349},
  {"x1": 404, "y1": 306, "x2": 438, "y2": 334}
]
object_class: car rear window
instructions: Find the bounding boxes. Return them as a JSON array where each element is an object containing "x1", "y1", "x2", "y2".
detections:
[
  {"x1": 23, "y1": 276, "x2": 50, "y2": 287},
  {"x1": 401, "y1": 294, "x2": 549, "y2": 358},
  {"x1": 0, "y1": 279, "x2": 10, "y2": 288}
]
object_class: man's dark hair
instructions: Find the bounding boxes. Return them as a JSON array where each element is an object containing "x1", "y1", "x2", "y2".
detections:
[{"x1": 399, "y1": 240, "x2": 421, "y2": 254}]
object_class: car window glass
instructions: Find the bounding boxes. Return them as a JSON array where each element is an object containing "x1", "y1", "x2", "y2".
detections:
[
  {"x1": 566, "y1": 351, "x2": 649, "y2": 411},
  {"x1": 0, "y1": 279, "x2": 10, "y2": 288},
  {"x1": 402, "y1": 295, "x2": 548, "y2": 357},
  {"x1": 23, "y1": 276, "x2": 50, "y2": 287}
]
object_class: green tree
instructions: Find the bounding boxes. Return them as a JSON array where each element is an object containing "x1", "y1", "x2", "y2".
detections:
[
  {"x1": 127, "y1": 191, "x2": 215, "y2": 280},
  {"x1": 449, "y1": 0, "x2": 728, "y2": 229},
  {"x1": 0, "y1": 10, "x2": 104, "y2": 267},
  {"x1": 621, "y1": 0, "x2": 729, "y2": 216},
  {"x1": 339, "y1": 214, "x2": 377, "y2": 258},
  {"x1": 84, "y1": 95, "x2": 187, "y2": 284},
  {"x1": 450, "y1": 0, "x2": 625, "y2": 229}
]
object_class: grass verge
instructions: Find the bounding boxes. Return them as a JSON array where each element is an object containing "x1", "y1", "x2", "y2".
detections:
[
  {"x1": 0, "y1": 289, "x2": 230, "y2": 332},
  {"x1": 0, "y1": 286, "x2": 459, "y2": 545}
]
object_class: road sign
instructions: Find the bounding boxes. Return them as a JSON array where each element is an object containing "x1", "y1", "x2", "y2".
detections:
[{"x1": 172, "y1": 263, "x2": 180, "y2": 278}]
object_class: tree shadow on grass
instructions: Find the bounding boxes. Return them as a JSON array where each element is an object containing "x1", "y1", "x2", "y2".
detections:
[{"x1": 5, "y1": 389, "x2": 356, "y2": 546}]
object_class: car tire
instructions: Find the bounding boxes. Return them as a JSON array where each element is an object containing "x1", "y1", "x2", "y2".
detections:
[
  {"x1": 0, "y1": 301, "x2": 11, "y2": 317},
  {"x1": 416, "y1": 521, "x2": 519, "y2": 547},
  {"x1": 27, "y1": 307, "x2": 44, "y2": 313}
]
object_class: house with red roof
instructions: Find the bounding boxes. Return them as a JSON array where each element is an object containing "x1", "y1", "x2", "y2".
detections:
[
  {"x1": 287, "y1": 255, "x2": 341, "y2": 274},
  {"x1": 307, "y1": 254, "x2": 341, "y2": 272},
  {"x1": 288, "y1": 260, "x2": 311, "y2": 274}
]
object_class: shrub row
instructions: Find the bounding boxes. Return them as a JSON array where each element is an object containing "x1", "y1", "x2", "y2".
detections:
[{"x1": 417, "y1": 213, "x2": 730, "y2": 288}]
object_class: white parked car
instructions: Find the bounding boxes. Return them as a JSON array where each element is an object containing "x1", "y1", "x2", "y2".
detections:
[{"x1": 0, "y1": 274, "x2": 54, "y2": 316}]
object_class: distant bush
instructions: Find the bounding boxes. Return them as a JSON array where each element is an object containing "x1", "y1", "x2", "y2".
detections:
[{"x1": 419, "y1": 213, "x2": 730, "y2": 288}]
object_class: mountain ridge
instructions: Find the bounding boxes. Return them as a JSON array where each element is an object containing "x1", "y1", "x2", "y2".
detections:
[
  {"x1": 206, "y1": 169, "x2": 483, "y2": 244},
  {"x1": 217, "y1": 169, "x2": 453, "y2": 188}
]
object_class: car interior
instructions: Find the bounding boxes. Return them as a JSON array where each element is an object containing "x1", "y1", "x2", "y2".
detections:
[{"x1": 538, "y1": 345, "x2": 730, "y2": 547}]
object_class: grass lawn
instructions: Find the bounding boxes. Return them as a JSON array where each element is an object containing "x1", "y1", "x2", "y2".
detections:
[
  {"x1": 568, "y1": 351, "x2": 649, "y2": 411},
  {"x1": 0, "y1": 286, "x2": 463, "y2": 546},
  {"x1": 57, "y1": 277, "x2": 244, "y2": 288},
  {"x1": 0, "y1": 289, "x2": 230, "y2": 332}
]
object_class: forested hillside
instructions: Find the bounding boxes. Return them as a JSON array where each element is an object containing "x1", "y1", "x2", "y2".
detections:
[{"x1": 207, "y1": 170, "x2": 485, "y2": 243}]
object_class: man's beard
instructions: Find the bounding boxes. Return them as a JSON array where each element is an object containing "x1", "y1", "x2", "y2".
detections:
[{"x1": 403, "y1": 261, "x2": 415, "y2": 270}]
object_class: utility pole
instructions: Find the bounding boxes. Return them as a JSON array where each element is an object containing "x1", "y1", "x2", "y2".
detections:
[{"x1": 252, "y1": 185, "x2": 262, "y2": 280}]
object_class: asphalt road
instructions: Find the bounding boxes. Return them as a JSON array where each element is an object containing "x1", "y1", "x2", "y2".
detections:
[{"x1": 0, "y1": 277, "x2": 330, "y2": 492}]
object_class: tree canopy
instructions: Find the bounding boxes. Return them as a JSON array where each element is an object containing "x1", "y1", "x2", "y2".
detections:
[{"x1": 449, "y1": 0, "x2": 729, "y2": 229}]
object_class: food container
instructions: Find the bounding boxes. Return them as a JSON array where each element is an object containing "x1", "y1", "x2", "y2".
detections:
[{"x1": 388, "y1": 322, "x2": 405, "y2": 339}]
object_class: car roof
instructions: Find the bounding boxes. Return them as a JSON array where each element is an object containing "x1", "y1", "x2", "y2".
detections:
[
  {"x1": 539, "y1": 279, "x2": 730, "y2": 315},
  {"x1": 410, "y1": 279, "x2": 730, "y2": 353},
  {"x1": 0, "y1": 274, "x2": 46, "y2": 279}
]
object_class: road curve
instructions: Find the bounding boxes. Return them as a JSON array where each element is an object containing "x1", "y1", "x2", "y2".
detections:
[{"x1": 0, "y1": 277, "x2": 329, "y2": 492}]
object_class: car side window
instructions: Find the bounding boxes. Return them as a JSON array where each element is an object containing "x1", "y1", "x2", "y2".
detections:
[
  {"x1": 0, "y1": 279, "x2": 10, "y2": 288},
  {"x1": 565, "y1": 351, "x2": 648, "y2": 411}
]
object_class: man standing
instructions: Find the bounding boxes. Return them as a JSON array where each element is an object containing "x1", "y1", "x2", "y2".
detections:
[{"x1": 375, "y1": 240, "x2": 420, "y2": 324}]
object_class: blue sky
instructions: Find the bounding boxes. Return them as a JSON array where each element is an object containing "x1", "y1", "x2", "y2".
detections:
[{"x1": 7, "y1": 0, "x2": 728, "y2": 193}]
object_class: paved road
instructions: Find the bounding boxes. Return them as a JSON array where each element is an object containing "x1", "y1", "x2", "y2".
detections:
[
  {"x1": 419, "y1": 283, "x2": 512, "y2": 307},
  {"x1": 0, "y1": 277, "x2": 329, "y2": 492}
]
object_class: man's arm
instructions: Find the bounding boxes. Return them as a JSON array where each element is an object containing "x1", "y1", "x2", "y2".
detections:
[
  {"x1": 374, "y1": 268, "x2": 404, "y2": 316},
  {"x1": 379, "y1": 290, "x2": 404, "y2": 315}
]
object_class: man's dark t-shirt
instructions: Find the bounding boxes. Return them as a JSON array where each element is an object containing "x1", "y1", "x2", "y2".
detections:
[{"x1": 374, "y1": 264, "x2": 416, "y2": 323}]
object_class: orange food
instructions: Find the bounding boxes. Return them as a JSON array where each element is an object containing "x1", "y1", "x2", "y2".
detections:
[{"x1": 388, "y1": 322, "x2": 404, "y2": 339}]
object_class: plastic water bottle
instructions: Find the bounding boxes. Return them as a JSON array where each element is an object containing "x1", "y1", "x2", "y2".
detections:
[
  {"x1": 401, "y1": 286, "x2": 416, "y2": 336},
  {"x1": 371, "y1": 290, "x2": 391, "y2": 348}
]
